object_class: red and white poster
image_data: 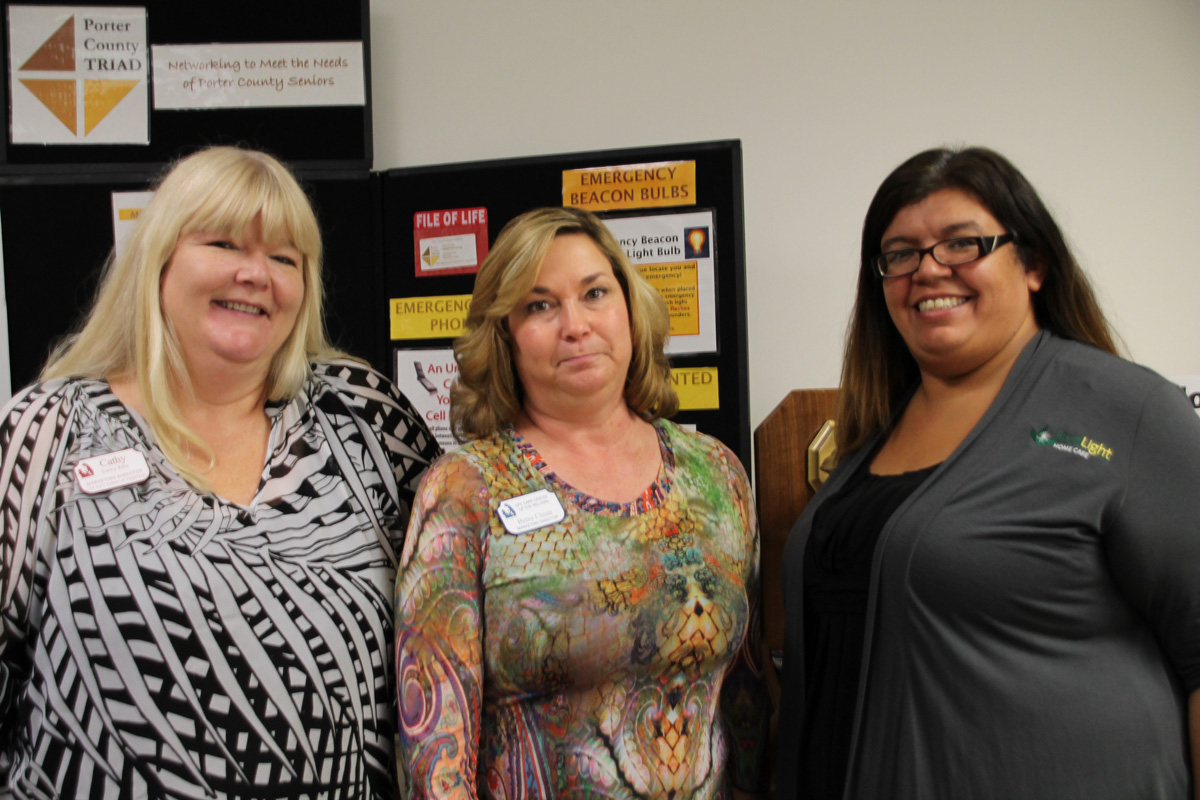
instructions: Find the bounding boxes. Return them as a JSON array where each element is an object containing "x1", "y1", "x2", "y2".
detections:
[
  {"x1": 413, "y1": 207, "x2": 488, "y2": 277},
  {"x1": 394, "y1": 347, "x2": 462, "y2": 451}
]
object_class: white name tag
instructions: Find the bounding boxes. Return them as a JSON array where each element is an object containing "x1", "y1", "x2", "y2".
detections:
[
  {"x1": 496, "y1": 489, "x2": 566, "y2": 535},
  {"x1": 74, "y1": 449, "x2": 151, "y2": 494}
]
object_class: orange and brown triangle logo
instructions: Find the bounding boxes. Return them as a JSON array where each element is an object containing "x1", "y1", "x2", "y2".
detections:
[
  {"x1": 15, "y1": 13, "x2": 143, "y2": 138},
  {"x1": 84, "y1": 79, "x2": 137, "y2": 133},
  {"x1": 18, "y1": 78, "x2": 76, "y2": 133},
  {"x1": 21, "y1": 16, "x2": 75, "y2": 71}
]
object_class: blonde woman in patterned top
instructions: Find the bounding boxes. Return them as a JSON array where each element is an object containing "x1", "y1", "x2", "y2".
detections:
[
  {"x1": 0, "y1": 147, "x2": 441, "y2": 799},
  {"x1": 395, "y1": 207, "x2": 770, "y2": 798}
]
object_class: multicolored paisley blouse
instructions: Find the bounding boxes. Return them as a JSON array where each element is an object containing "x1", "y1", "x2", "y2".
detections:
[{"x1": 395, "y1": 419, "x2": 769, "y2": 799}]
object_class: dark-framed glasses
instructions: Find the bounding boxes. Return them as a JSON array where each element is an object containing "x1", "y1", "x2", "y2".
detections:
[{"x1": 874, "y1": 233, "x2": 1016, "y2": 278}]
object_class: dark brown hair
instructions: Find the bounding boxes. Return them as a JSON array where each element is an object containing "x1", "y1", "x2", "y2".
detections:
[{"x1": 837, "y1": 146, "x2": 1118, "y2": 454}]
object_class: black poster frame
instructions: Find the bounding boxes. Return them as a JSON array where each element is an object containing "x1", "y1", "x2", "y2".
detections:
[
  {"x1": 0, "y1": 167, "x2": 384, "y2": 392},
  {"x1": 381, "y1": 139, "x2": 752, "y2": 467},
  {"x1": 0, "y1": 0, "x2": 372, "y2": 171}
]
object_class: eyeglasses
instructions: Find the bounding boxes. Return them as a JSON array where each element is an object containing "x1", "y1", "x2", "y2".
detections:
[{"x1": 874, "y1": 233, "x2": 1016, "y2": 278}]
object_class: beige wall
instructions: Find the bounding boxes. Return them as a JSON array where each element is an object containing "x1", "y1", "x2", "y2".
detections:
[
  {"x1": 7, "y1": 2, "x2": 1190, "y2": 413},
  {"x1": 369, "y1": 0, "x2": 1200, "y2": 432}
]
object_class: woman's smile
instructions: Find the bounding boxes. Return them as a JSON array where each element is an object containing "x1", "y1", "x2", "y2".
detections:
[
  {"x1": 881, "y1": 188, "x2": 1043, "y2": 380},
  {"x1": 213, "y1": 299, "x2": 268, "y2": 316},
  {"x1": 160, "y1": 215, "x2": 303, "y2": 373},
  {"x1": 915, "y1": 296, "x2": 969, "y2": 313}
]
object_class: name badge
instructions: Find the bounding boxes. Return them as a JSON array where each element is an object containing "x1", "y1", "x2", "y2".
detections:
[
  {"x1": 74, "y1": 448, "x2": 150, "y2": 494},
  {"x1": 496, "y1": 489, "x2": 566, "y2": 535}
]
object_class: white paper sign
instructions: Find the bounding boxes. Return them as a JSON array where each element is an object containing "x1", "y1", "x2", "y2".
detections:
[
  {"x1": 394, "y1": 347, "x2": 462, "y2": 452},
  {"x1": 152, "y1": 41, "x2": 365, "y2": 110},
  {"x1": 602, "y1": 211, "x2": 717, "y2": 355},
  {"x1": 111, "y1": 190, "x2": 154, "y2": 261},
  {"x1": 8, "y1": 5, "x2": 148, "y2": 144},
  {"x1": 418, "y1": 233, "x2": 479, "y2": 272}
]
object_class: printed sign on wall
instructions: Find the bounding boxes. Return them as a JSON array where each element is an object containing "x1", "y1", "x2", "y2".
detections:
[
  {"x1": 8, "y1": 5, "x2": 148, "y2": 144},
  {"x1": 414, "y1": 207, "x2": 488, "y2": 277},
  {"x1": 152, "y1": 41, "x2": 365, "y2": 110},
  {"x1": 603, "y1": 210, "x2": 717, "y2": 355},
  {"x1": 671, "y1": 367, "x2": 719, "y2": 410},
  {"x1": 111, "y1": 190, "x2": 154, "y2": 260},
  {"x1": 390, "y1": 294, "x2": 471, "y2": 340},
  {"x1": 394, "y1": 347, "x2": 462, "y2": 452},
  {"x1": 563, "y1": 161, "x2": 696, "y2": 213}
]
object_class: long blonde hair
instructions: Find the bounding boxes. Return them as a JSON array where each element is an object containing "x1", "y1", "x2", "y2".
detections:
[
  {"x1": 451, "y1": 207, "x2": 677, "y2": 440},
  {"x1": 42, "y1": 146, "x2": 344, "y2": 489}
]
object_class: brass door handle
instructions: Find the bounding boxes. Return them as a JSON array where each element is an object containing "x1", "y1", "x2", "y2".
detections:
[{"x1": 807, "y1": 420, "x2": 837, "y2": 492}]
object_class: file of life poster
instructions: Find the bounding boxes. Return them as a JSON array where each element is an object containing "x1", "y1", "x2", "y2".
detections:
[{"x1": 602, "y1": 210, "x2": 717, "y2": 355}]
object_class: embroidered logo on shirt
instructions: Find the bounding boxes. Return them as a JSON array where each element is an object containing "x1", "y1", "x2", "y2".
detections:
[{"x1": 1031, "y1": 427, "x2": 1113, "y2": 461}]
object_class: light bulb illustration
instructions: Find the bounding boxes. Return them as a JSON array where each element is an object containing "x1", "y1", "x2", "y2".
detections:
[{"x1": 688, "y1": 228, "x2": 706, "y2": 255}]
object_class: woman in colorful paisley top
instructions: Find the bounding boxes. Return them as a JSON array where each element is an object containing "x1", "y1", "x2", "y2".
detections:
[
  {"x1": 0, "y1": 147, "x2": 441, "y2": 799},
  {"x1": 395, "y1": 207, "x2": 770, "y2": 798}
]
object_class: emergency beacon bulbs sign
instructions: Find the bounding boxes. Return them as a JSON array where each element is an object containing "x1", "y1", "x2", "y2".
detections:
[{"x1": 8, "y1": 5, "x2": 148, "y2": 144}]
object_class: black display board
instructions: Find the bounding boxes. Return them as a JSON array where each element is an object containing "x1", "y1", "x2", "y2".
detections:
[
  {"x1": 0, "y1": 169, "x2": 384, "y2": 391},
  {"x1": 381, "y1": 140, "x2": 752, "y2": 466},
  {"x1": 0, "y1": 0, "x2": 371, "y2": 170}
]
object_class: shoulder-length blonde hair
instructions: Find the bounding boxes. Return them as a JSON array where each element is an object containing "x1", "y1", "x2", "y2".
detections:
[
  {"x1": 42, "y1": 146, "x2": 343, "y2": 489},
  {"x1": 836, "y1": 146, "x2": 1118, "y2": 456},
  {"x1": 451, "y1": 207, "x2": 677, "y2": 440}
]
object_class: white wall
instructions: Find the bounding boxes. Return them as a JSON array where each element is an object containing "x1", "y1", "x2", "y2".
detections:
[
  {"x1": 370, "y1": 0, "x2": 1200, "y2": 432},
  {"x1": 8, "y1": 2, "x2": 1190, "y2": 417}
]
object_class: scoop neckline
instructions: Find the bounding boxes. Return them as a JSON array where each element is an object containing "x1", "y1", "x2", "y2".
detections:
[
  {"x1": 865, "y1": 461, "x2": 940, "y2": 479},
  {"x1": 83, "y1": 378, "x2": 284, "y2": 512},
  {"x1": 506, "y1": 419, "x2": 676, "y2": 517}
]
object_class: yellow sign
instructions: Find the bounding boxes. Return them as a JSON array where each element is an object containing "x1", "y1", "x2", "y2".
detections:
[
  {"x1": 636, "y1": 261, "x2": 699, "y2": 337},
  {"x1": 563, "y1": 160, "x2": 696, "y2": 212},
  {"x1": 118, "y1": 207, "x2": 142, "y2": 221},
  {"x1": 390, "y1": 294, "x2": 471, "y2": 340},
  {"x1": 671, "y1": 367, "x2": 718, "y2": 410}
]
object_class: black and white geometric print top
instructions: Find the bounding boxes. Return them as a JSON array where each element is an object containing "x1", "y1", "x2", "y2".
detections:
[{"x1": 0, "y1": 360, "x2": 441, "y2": 800}]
